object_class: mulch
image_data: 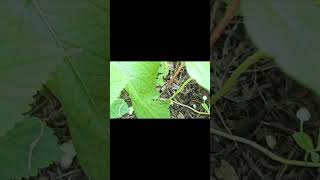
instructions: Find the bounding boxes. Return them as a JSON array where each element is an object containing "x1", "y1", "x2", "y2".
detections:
[{"x1": 211, "y1": 1, "x2": 320, "y2": 179}]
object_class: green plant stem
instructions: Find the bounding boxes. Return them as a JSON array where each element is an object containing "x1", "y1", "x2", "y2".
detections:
[
  {"x1": 168, "y1": 77, "x2": 193, "y2": 101},
  {"x1": 300, "y1": 121, "x2": 304, "y2": 132},
  {"x1": 169, "y1": 100, "x2": 210, "y2": 115},
  {"x1": 211, "y1": 128, "x2": 320, "y2": 167},
  {"x1": 211, "y1": 51, "x2": 268, "y2": 105}
]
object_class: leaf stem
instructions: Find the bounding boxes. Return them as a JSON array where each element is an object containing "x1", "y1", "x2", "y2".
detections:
[
  {"x1": 168, "y1": 77, "x2": 193, "y2": 101},
  {"x1": 169, "y1": 100, "x2": 210, "y2": 115},
  {"x1": 211, "y1": 51, "x2": 268, "y2": 105},
  {"x1": 300, "y1": 120, "x2": 304, "y2": 132},
  {"x1": 211, "y1": 128, "x2": 320, "y2": 167}
]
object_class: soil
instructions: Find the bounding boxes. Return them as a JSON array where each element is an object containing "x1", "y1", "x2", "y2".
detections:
[{"x1": 211, "y1": 1, "x2": 320, "y2": 180}]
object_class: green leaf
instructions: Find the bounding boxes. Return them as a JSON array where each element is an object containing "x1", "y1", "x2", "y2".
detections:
[
  {"x1": 113, "y1": 62, "x2": 171, "y2": 118},
  {"x1": 156, "y1": 62, "x2": 169, "y2": 86},
  {"x1": 110, "y1": 62, "x2": 132, "y2": 105},
  {"x1": 111, "y1": 98, "x2": 129, "y2": 118},
  {"x1": 201, "y1": 103, "x2": 210, "y2": 113},
  {"x1": 0, "y1": 117, "x2": 61, "y2": 179},
  {"x1": 242, "y1": 0, "x2": 320, "y2": 95},
  {"x1": 46, "y1": 0, "x2": 110, "y2": 179},
  {"x1": 185, "y1": 62, "x2": 210, "y2": 91},
  {"x1": 48, "y1": 57, "x2": 109, "y2": 180},
  {"x1": 293, "y1": 132, "x2": 315, "y2": 151},
  {"x1": 310, "y1": 151, "x2": 320, "y2": 162},
  {"x1": 0, "y1": 0, "x2": 66, "y2": 137}
]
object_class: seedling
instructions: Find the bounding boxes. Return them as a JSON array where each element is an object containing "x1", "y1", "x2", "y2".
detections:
[
  {"x1": 201, "y1": 96, "x2": 210, "y2": 113},
  {"x1": 293, "y1": 107, "x2": 320, "y2": 162}
]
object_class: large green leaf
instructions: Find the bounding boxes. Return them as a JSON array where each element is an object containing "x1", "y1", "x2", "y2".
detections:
[
  {"x1": 185, "y1": 61, "x2": 210, "y2": 91},
  {"x1": 113, "y1": 62, "x2": 171, "y2": 118},
  {"x1": 43, "y1": 0, "x2": 109, "y2": 179},
  {"x1": 111, "y1": 98, "x2": 129, "y2": 118},
  {"x1": 110, "y1": 62, "x2": 131, "y2": 106},
  {"x1": 0, "y1": 0, "x2": 66, "y2": 137},
  {"x1": 48, "y1": 57, "x2": 109, "y2": 180},
  {"x1": 242, "y1": 0, "x2": 320, "y2": 94},
  {"x1": 0, "y1": 117, "x2": 61, "y2": 179}
]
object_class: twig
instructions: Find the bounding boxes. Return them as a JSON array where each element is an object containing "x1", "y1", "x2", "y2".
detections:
[
  {"x1": 214, "y1": 106, "x2": 239, "y2": 147},
  {"x1": 168, "y1": 77, "x2": 193, "y2": 101},
  {"x1": 170, "y1": 100, "x2": 210, "y2": 115},
  {"x1": 210, "y1": 128, "x2": 320, "y2": 167},
  {"x1": 210, "y1": 0, "x2": 240, "y2": 49},
  {"x1": 161, "y1": 62, "x2": 185, "y2": 94}
]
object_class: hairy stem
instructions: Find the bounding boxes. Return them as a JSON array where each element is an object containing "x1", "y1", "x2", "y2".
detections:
[
  {"x1": 211, "y1": 51, "x2": 268, "y2": 105},
  {"x1": 170, "y1": 100, "x2": 210, "y2": 115},
  {"x1": 168, "y1": 77, "x2": 193, "y2": 101},
  {"x1": 211, "y1": 128, "x2": 320, "y2": 167}
]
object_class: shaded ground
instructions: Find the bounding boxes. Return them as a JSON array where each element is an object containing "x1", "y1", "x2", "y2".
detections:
[
  {"x1": 211, "y1": 1, "x2": 320, "y2": 179},
  {"x1": 22, "y1": 87, "x2": 88, "y2": 180},
  {"x1": 121, "y1": 61, "x2": 210, "y2": 119}
]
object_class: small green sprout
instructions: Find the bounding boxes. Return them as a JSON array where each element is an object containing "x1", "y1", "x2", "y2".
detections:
[
  {"x1": 201, "y1": 95, "x2": 210, "y2": 113},
  {"x1": 292, "y1": 107, "x2": 320, "y2": 162}
]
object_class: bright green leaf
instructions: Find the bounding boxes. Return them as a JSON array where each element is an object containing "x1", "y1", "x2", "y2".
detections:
[
  {"x1": 293, "y1": 132, "x2": 315, "y2": 151},
  {"x1": 242, "y1": 0, "x2": 320, "y2": 95},
  {"x1": 110, "y1": 63, "x2": 131, "y2": 106},
  {"x1": 111, "y1": 98, "x2": 129, "y2": 118},
  {"x1": 113, "y1": 62, "x2": 171, "y2": 118},
  {"x1": 201, "y1": 103, "x2": 210, "y2": 113},
  {"x1": 156, "y1": 62, "x2": 169, "y2": 86},
  {"x1": 0, "y1": 117, "x2": 61, "y2": 179},
  {"x1": 185, "y1": 62, "x2": 210, "y2": 91}
]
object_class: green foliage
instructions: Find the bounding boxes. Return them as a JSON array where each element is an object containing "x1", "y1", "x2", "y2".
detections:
[
  {"x1": 44, "y1": 0, "x2": 109, "y2": 179},
  {"x1": 1, "y1": 0, "x2": 109, "y2": 179},
  {"x1": 111, "y1": 62, "x2": 171, "y2": 118},
  {"x1": 311, "y1": 152, "x2": 320, "y2": 162},
  {"x1": 0, "y1": 117, "x2": 61, "y2": 179},
  {"x1": 110, "y1": 63, "x2": 132, "y2": 106},
  {"x1": 292, "y1": 117, "x2": 320, "y2": 163},
  {"x1": 48, "y1": 57, "x2": 109, "y2": 180},
  {"x1": 185, "y1": 62, "x2": 210, "y2": 91},
  {"x1": 111, "y1": 62, "x2": 210, "y2": 118},
  {"x1": 293, "y1": 132, "x2": 314, "y2": 152},
  {"x1": 0, "y1": 0, "x2": 64, "y2": 137},
  {"x1": 201, "y1": 103, "x2": 210, "y2": 113},
  {"x1": 241, "y1": 0, "x2": 320, "y2": 95},
  {"x1": 156, "y1": 62, "x2": 169, "y2": 86},
  {"x1": 111, "y1": 99, "x2": 129, "y2": 118}
]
